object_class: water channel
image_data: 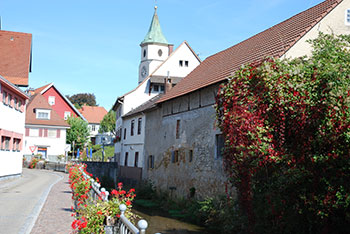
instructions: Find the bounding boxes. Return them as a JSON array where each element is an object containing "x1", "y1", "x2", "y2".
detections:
[{"x1": 134, "y1": 205, "x2": 215, "y2": 234}]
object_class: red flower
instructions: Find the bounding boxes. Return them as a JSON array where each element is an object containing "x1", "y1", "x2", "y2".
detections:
[
  {"x1": 126, "y1": 200, "x2": 132, "y2": 206},
  {"x1": 117, "y1": 182, "x2": 123, "y2": 189},
  {"x1": 111, "y1": 189, "x2": 119, "y2": 196},
  {"x1": 97, "y1": 210, "x2": 103, "y2": 215}
]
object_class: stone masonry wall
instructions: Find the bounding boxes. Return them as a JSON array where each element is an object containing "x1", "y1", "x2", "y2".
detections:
[{"x1": 144, "y1": 84, "x2": 229, "y2": 199}]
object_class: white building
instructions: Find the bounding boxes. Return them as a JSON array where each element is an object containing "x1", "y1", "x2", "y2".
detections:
[
  {"x1": 24, "y1": 93, "x2": 69, "y2": 161},
  {"x1": 112, "y1": 6, "x2": 201, "y2": 175},
  {"x1": 79, "y1": 105, "x2": 109, "y2": 145},
  {"x1": 0, "y1": 76, "x2": 29, "y2": 178}
]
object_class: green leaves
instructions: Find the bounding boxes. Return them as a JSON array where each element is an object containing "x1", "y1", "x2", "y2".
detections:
[
  {"x1": 216, "y1": 33, "x2": 350, "y2": 233},
  {"x1": 66, "y1": 116, "x2": 90, "y2": 150}
]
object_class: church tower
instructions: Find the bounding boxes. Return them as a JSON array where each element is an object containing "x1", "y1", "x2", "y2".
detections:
[{"x1": 139, "y1": 6, "x2": 171, "y2": 84}]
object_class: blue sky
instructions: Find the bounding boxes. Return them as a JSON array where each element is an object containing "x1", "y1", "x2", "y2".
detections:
[{"x1": 0, "y1": 0, "x2": 324, "y2": 110}]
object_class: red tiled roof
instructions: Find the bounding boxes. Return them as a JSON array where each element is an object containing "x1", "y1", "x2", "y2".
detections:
[
  {"x1": 34, "y1": 83, "x2": 52, "y2": 94},
  {"x1": 26, "y1": 94, "x2": 70, "y2": 127},
  {"x1": 79, "y1": 105, "x2": 108, "y2": 124},
  {"x1": 0, "y1": 30, "x2": 32, "y2": 87},
  {"x1": 158, "y1": 0, "x2": 342, "y2": 103}
]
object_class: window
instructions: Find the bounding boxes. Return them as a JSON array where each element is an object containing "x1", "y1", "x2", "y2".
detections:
[
  {"x1": 124, "y1": 128, "x2": 126, "y2": 140},
  {"x1": 14, "y1": 98, "x2": 18, "y2": 110},
  {"x1": 215, "y1": 134, "x2": 225, "y2": 159},
  {"x1": 13, "y1": 138, "x2": 18, "y2": 151},
  {"x1": 179, "y1": 60, "x2": 183, "y2": 67},
  {"x1": 1, "y1": 136, "x2": 5, "y2": 150},
  {"x1": 158, "y1": 49, "x2": 163, "y2": 57},
  {"x1": 134, "y1": 152, "x2": 139, "y2": 167},
  {"x1": 137, "y1": 118, "x2": 142, "y2": 135},
  {"x1": 143, "y1": 49, "x2": 146, "y2": 58},
  {"x1": 2, "y1": 92, "x2": 6, "y2": 104},
  {"x1": 153, "y1": 85, "x2": 159, "y2": 92},
  {"x1": 160, "y1": 85, "x2": 165, "y2": 92},
  {"x1": 176, "y1": 120, "x2": 181, "y2": 139},
  {"x1": 125, "y1": 152, "x2": 129, "y2": 166},
  {"x1": 48, "y1": 96, "x2": 55, "y2": 105},
  {"x1": 48, "y1": 129, "x2": 57, "y2": 138},
  {"x1": 185, "y1": 61, "x2": 189, "y2": 67},
  {"x1": 346, "y1": 9, "x2": 350, "y2": 25},
  {"x1": 37, "y1": 111, "x2": 49, "y2": 119},
  {"x1": 91, "y1": 125, "x2": 96, "y2": 131},
  {"x1": 64, "y1": 111, "x2": 71, "y2": 120},
  {"x1": 171, "y1": 150, "x2": 179, "y2": 163},
  {"x1": 16, "y1": 139, "x2": 21, "y2": 151},
  {"x1": 4, "y1": 137, "x2": 10, "y2": 150},
  {"x1": 8, "y1": 94, "x2": 12, "y2": 107},
  {"x1": 30, "y1": 128, "x2": 39, "y2": 137},
  {"x1": 189, "y1": 150, "x2": 193, "y2": 162},
  {"x1": 18, "y1": 99, "x2": 22, "y2": 112},
  {"x1": 148, "y1": 155, "x2": 154, "y2": 169},
  {"x1": 131, "y1": 120, "x2": 135, "y2": 136}
]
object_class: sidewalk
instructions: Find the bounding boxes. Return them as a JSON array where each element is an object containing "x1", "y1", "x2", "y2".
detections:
[{"x1": 31, "y1": 172, "x2": 74, "y2": 234}]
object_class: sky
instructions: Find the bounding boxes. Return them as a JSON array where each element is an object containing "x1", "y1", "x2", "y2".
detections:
[{"x1": 0, "y1": 0, "x2": 325, "y2": 110}]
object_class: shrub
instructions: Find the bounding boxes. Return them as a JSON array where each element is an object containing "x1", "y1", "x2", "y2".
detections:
[{"x1": 216, "y1": 33, "x2": 350, "y2": 233}]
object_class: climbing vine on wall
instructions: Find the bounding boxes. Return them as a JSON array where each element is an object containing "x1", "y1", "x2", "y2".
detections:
[{"x1": 215, "y1": 33, "x2": 350, "y2": 234}]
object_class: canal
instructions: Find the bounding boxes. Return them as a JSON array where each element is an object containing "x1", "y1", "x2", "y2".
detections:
[{"x1": 134, "y1": 205, "x2": 215, "y2": 234}]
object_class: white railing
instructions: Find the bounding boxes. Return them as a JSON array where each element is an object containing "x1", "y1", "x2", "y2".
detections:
[{"x1": 79, "y1": 167, "x2": 149, "y2": 234}]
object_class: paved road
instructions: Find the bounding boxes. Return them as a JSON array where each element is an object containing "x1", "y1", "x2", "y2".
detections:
[
  {"x1": 0, "y1": 169, "x2": 62, "y2": 234},
  {"x1": 30, "y1": 171, "x2": 74, "y2": 234}
]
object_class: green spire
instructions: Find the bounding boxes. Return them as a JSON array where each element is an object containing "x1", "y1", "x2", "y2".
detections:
[{"x1": 141, "y1": 6, "x2": 169, "y2": 45}]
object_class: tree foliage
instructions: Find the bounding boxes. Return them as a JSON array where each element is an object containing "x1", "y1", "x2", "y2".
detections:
[
  {"x1": 66, "y1": 116, "x2": 90, "y2": 151},
  {"x1": 215, "y1": 33, "x2": 350, "y2": 233},
  {"x1": 99, "y1": 110, "x2": 116, "y2": 137},
  {"x1": 67, "y1": 93, "x2": 97, "y2": 108}
]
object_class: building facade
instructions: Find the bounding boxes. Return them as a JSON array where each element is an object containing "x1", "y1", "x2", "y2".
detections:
[
  {"x1": 144, "y1": 0, "x2": 350, "y2": 198},
  {"x1": 24, "y1": 94, "x2": 69, "y2": 161},
  {"x1": 0, "y1": 76, "x2": 29, "y2": 178},
  {"x1": 113, "y1": 6, "x2": 201, "y2": 178}
]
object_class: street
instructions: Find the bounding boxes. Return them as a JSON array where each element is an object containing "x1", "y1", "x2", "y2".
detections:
[{"x1": 0, "y1": 169, "x2": 62, "y2": 234}]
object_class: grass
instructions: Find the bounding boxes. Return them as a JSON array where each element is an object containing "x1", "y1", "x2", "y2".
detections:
[{"x1": 91, "y1": 145, "x2": 115, "y2": 161}]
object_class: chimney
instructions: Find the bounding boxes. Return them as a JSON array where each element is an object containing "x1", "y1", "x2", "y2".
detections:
[
  {"x1": 168, "y1": 44, "x2": 174, "y2": 55},
  {"x1": 164, "y1": 71, "x2": 172, "y2": 94}
]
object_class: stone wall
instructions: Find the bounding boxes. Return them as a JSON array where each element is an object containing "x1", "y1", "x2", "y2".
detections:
[
  {"x1": 144, "y1": 84, "x2": 229, "y2": 199},
  {"x1": 82, "y1": 161, "x2": 118, "y2": 185}
]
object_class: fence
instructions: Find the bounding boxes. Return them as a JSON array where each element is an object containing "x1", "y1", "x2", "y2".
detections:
[{"x1": 79, "y1": 166, "x2": 149, "y2": 234}]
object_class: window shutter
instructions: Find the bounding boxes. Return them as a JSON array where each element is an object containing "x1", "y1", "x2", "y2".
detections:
[
  {"x1": 25, "y1": 128, "x2": 29, "y2": 137},
  {"x1": 39, "y1": 129, "x2": 43, "y2": 137},
  {"x1": 44, "y1": 129, "x2": 48, "y2": 137},
  {"x1": 57, "y1": 129, "x2": 61, "y2": 138}
]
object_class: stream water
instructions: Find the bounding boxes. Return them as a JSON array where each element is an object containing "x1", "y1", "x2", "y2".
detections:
[{"x1": 134, "y1": 206, "x2": 215, "y2": 234}]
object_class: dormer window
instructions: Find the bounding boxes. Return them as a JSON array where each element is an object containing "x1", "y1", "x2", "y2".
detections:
[
  {"x1": 48, "y1": 96, "x2": 55, "y2": 105},
  {"x1": 36, "y1": 109, "x2": 51, "y2": 120},
  {"x1": 345, "y1": 9, "x2": 350, "y2": 25}
]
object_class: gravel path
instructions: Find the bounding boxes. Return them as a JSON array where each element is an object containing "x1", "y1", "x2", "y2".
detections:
[{"x1": 31, "y1": 172, "x2": 74, "y2": 234}]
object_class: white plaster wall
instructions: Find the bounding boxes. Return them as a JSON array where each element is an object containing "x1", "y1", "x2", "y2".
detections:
[
  {"x1": 0, "y1": 151, "x2": 23, "y2": 177},
  {"x1": 0, "y1": 101, "x2": 26, "y2": 177},
  {"x1": 153, "y1": 43, "x2": 200, "y2": 78},
  {"x1": 120, "y1": 114, "x2": 145, "y2": 168},
  {"x1": 88, "y1": 124, "x2": 99, "y2": 137},
  {"x1": 284, "y1": 0, "x2": 350, "y2": 58},
  {"x1": 0, "y1": 103, "x2": 26, "y2": 135},
  {"x1": 24, "y1": 128, "x2": 67, "y2": 157}
]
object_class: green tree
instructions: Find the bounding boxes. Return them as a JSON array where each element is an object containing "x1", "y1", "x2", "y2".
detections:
[
  {"x1": 66, "y1": 116, "x2": 90, "y2": 152},
  {"x1": 99, "y1": 110, "x2": 116, "y2": 137},
  {"x1": 66, "y1": 93, "x2": 97, "y2": 108}
]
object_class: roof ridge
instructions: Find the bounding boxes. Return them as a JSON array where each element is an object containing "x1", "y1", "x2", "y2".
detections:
[{"x1": 157, "y1": 0, "x2": 343, "y2": 104}]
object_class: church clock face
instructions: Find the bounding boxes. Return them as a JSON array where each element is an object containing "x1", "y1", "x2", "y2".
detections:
[{"x1": 141, "y1": 66, "x2": 147, "y2": 78}]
